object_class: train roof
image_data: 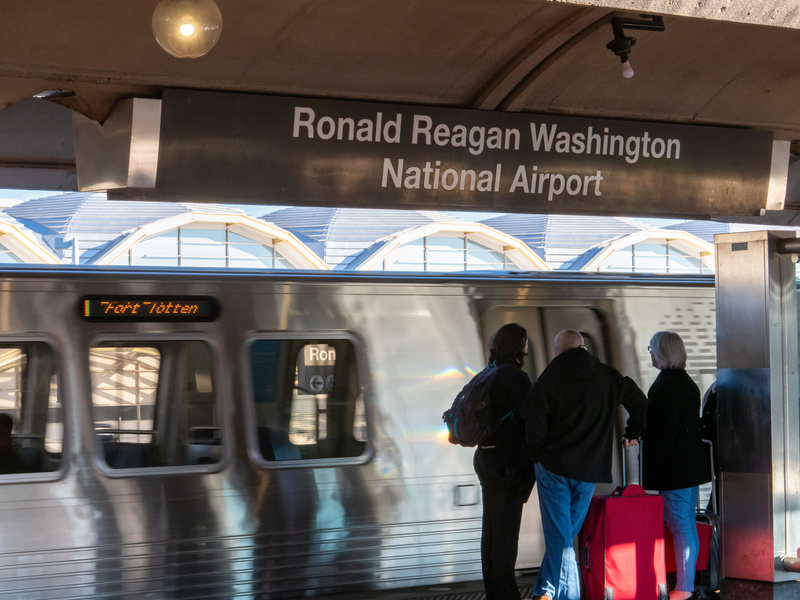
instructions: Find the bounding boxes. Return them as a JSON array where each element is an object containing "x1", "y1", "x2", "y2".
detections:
[{"x1": 0, "y1": 264, "x2": 716, "y2": 288}]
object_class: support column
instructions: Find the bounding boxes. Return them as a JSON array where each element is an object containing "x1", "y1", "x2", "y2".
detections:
[{"x1": 715, "y1": 231, "x2": 800, "y2": 595}]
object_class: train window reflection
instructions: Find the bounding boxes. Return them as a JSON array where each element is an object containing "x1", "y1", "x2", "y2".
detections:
[
  {"x1": 0, "y1": 344, "x2": 61, "y2": 476},
  {"x1": 90, "y1": 341, "x2": 220, "y2": 469},
  {"x1": 250, "y1": 339, "x2": 367, "y2": 462}
]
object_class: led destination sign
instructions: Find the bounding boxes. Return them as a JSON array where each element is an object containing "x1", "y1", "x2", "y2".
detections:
[{"x1": 82, "y1": 296, "x2": 219, "y2": 322}]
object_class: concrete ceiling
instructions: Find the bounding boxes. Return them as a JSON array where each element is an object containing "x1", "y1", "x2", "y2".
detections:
[{"x1": 2, "y1": 0, "x2": 800, "y2": 216}]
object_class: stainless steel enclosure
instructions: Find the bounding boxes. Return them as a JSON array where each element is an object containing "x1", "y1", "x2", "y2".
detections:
[{"x1": 715, "y1": 231, "x2": 800, "y2": 583}]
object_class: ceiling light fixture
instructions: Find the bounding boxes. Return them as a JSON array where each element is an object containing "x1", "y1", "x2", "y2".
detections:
[
  {"x1": 152, "y1": 0, "x2": 223, "y2": 59},
  {"x1": 606, "y1": 15, "x2": 665, "y2": 79}
]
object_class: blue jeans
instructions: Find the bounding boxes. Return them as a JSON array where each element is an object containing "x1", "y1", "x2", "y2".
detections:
[
  {"x1": 662, "y1": 487, "x2": 699, "y2": 592},
  {"x1": 533, "y1": 463, "x2": 595, "y2": 600}
]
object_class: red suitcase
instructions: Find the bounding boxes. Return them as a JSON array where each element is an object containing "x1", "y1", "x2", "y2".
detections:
[{"x1": 580, "y1": 442, "x2": 668, "y2": 600}]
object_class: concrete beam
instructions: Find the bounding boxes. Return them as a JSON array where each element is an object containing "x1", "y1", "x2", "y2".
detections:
[{"x1": 551, "y1": 1, "x2": 800, "y2": 29}]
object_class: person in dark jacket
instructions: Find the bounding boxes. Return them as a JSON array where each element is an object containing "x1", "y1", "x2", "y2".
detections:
[
  {"x1": 642, "y1": 331, "x2": 711, "y2": 600},
  {"x1": 473, "y1": 323, "x2": 534, "y2": 600},
  {"x1": 525, "y1": 330, "x2": 647, "y2": 600}
]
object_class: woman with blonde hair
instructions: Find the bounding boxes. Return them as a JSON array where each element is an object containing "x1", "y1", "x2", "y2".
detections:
[{"x1": 642, "y1": 331, "x2": 710, "y2": 600}]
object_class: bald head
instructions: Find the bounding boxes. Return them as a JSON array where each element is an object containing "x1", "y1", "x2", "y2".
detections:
[{"x1": 554, "y1": 330, "x2": 585, "y2": 356}]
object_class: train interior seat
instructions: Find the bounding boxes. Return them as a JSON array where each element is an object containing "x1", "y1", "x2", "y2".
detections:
[
  {"x1": 185, "y1": 427, "x2": 221, "y2": 465},
  {"x1": 101, "y1": 440, "x2": 154, "y2": 469}
]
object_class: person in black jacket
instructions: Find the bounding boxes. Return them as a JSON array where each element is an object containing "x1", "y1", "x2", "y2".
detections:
[
  {"x1": 473, "y1": 323, "x2": 534, "y2": 600},
  {"x1": 525, "y1": 330, "x2": 647, "y2": 600},
  {"x1": 642, "y1": 331, "x2": 711, "y2": 600}
]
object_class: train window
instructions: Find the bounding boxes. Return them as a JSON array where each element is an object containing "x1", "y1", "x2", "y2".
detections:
[
  {"x1": 0, "y1": 344, "x2": 61, "y2": 476},
  {"x1": 90, "y1": 341, "x2": 220, "y2": 470},
  {"x1": 250, "y1": 339, "x2": 367, "y2": 462}
]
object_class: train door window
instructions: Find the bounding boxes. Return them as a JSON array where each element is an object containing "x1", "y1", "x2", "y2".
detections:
[
  {"x1": 90, "y1": 341, "x2": 220, "y2": 470},
  {"x1": 0, "y1": 343, "x2": 61, "y2": 476},
  {"x1": 541, "y1": 307, "x2": 607, "y2": 364},
  {"x1": 249, "y1": 339, "x2": 367, "y2": 463},
  {"x1": 482, "y1": 307, "x2": 548, "y2": 380}
]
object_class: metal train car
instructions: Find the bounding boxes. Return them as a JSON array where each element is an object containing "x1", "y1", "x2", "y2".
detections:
[{"x1": 0, "y1": 267, "x2": 717, "y2": 599}]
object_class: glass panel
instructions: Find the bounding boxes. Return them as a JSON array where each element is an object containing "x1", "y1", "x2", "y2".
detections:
[
  {"x1": 228, "y1": 232, "x2": 253, "y2": 244},
  {"x1": 668, "y1": 245, "x2": 703, "y2": 273},
  {"x1": 386, "y1": 240, "x2": 425, "y2": 270},
  {"x1": 132, "y1": 231, "x2": 178, "y2": 258},
  {"x1": 181, "y1": 257, "x2": 227, "y2": 268},
  {"x1": 230, "y1": 257, "x2": 274, "y2": 268},
  {"x1": 634, "y1": 243, "x2": 668, "y2": 273},
  {"x1": 600, "y1": 247, "x2": 633, "y2": 272},
  {"x1": 180, "y1": 228, "x2": 226, "y2": 244},
  {"x1": 250, "y1": 339, "x2": 366, "y2": 462},
  {"x1": 426, "y1": 236, "x2": 464, "y2": 251},
  {"x1": 466, "y1": 239, "x2": 490, "y2": 251},
  {"x1": 426, "y1": 235, "x2": 465, "y2": 268},
  {"x1": 136, "y1": 256, "x2": 180, "y2": 267},
  {"x1": 427, "y1": 263, "x2": 465, "y2": 272},
  {"x1": 468, "y1": 249, "x2": 506, "y2": 269},
  {"x1": 91, "y1": 342, "x2": 219, "y2": 469},
  {"x1": 274, "y1": 255, "x2": 293, "y2": 269},
  {"x1": 230, "y1": 243, "x2": 272, "y2": 260},
  {"x1": 0, "y1": 344, "x2": 61, "y2": 475}
]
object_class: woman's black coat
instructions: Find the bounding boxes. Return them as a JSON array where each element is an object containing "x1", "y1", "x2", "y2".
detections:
[{"x1": 642, "y1": 368, "x2": 711, "y2": 491}]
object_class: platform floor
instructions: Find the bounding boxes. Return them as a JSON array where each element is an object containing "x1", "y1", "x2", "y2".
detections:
[{"x1": 316, "y1": 572, "x2": 800, "y2": 600}]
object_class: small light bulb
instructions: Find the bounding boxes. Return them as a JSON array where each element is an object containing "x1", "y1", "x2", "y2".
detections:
[
  {"x1": 622, "y1": 60, "x2": 634, "y2": 79},
  {"x1": 152, "y1": 0, "x2": 222, "y2": 59}
]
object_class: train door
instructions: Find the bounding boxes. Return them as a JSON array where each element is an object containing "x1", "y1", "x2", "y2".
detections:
[{"x1": 481, "y1": 304, "x2": 610, "y2": 570}]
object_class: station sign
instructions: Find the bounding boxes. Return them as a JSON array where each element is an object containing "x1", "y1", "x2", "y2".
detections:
[
  {"x1": 297, "y1": 344, "x2": 336, "y2": 396},
  {"x1": 117, "y1": 89, "x2": 786, "y2": 217}
]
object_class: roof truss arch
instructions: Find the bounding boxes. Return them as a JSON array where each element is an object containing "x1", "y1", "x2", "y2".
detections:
[
  {"x1": 350, "y1": 221, "x2": 550, "y2": 271},
  {"x1": 91, "y1": 211, "x2": 330, "y2": 269}
]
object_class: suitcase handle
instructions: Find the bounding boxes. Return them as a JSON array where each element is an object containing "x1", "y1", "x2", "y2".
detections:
[
  {"x1": 701, "y1": 439, "x2": 717, "y2": 513},
  {"x1": 621, "y1": 438, "x2": 643, "y2": 488},
  {"x1": 583, "y1": 540, "x2": 590, "y2": 571}
]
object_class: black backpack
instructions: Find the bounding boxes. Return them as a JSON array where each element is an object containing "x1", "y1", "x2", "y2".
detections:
[{"x1": 442, "y1": 365, "x2": 512, "y2": 447}]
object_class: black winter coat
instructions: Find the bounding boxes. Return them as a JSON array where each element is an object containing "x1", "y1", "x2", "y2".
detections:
[
  {"x1": 524, "y1": 348, "x2": 648, "y2": 484},
  {"x1": 642, "y1": 369, "x2": 711, "y2": 491},
  {"x1": 473, "y1": 364, "x2": 534, "y2": 502}
]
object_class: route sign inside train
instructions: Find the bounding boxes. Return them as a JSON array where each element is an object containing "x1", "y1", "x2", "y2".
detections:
[
  {"x1": 107, "y1": 89, "x2": 788, "y2": 218},
  {"x1": 81, "y1": 296, "x2": 219, "y2": 322}
]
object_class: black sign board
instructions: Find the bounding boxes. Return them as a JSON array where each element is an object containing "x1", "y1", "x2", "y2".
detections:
[
  {"x1": 82, "y1": 296, "x2": 219, "y2": 322},
  {"x1": 130, "y1": 89, "x2": 778, "y2": 217}
]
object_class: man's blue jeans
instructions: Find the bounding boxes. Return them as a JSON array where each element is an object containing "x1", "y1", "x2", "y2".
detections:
[
  {"x1": 533, "y1": 463, "x2": 595, "y2": 600},
  {"x1": 662, "y1": 487, "x2": 699, "y2": 592}
]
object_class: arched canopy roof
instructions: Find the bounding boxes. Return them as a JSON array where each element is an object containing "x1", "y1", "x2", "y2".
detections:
[
  {"x1": 92, "y1": 211, "x2": 329, "y2": 269},
  {"x1": 0, "y1": 215, "x2": 59, "y2": 264},
  {"x1": 569, "y1": 229, "x2": 714, "y2": 271},
  {"x1": 346, "y1": 221, "x2": 550, "y2": 271}
]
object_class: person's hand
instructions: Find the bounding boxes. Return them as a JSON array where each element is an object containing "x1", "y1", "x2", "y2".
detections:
[{"x1": 623, "y1": 438, "x2": 639, "y2": 449}]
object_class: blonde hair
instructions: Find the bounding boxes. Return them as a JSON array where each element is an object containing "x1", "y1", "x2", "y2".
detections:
[{"x1": 649, "y1": 331, "x2": 687, "y2": 370}]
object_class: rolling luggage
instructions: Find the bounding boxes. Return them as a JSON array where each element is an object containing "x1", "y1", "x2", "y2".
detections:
[
  {"x1": 581, "y1": 441, "x2": 668, "y2": 600},
  {"x1": 664, "y1": 440, "x2": 720, "y2": 599}
]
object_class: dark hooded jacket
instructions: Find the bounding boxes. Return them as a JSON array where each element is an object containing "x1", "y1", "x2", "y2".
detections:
[{"x1": 524, "y1": 347, "x2": 647, "y2": 483}]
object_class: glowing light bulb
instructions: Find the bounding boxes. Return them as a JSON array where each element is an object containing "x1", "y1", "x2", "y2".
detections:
[
  {"x1": 622, "y1": 60, "x2": 634, "y2": 79},
  {"x1": 152, "y1": 0, "x2": 222, "y2": 59}
]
